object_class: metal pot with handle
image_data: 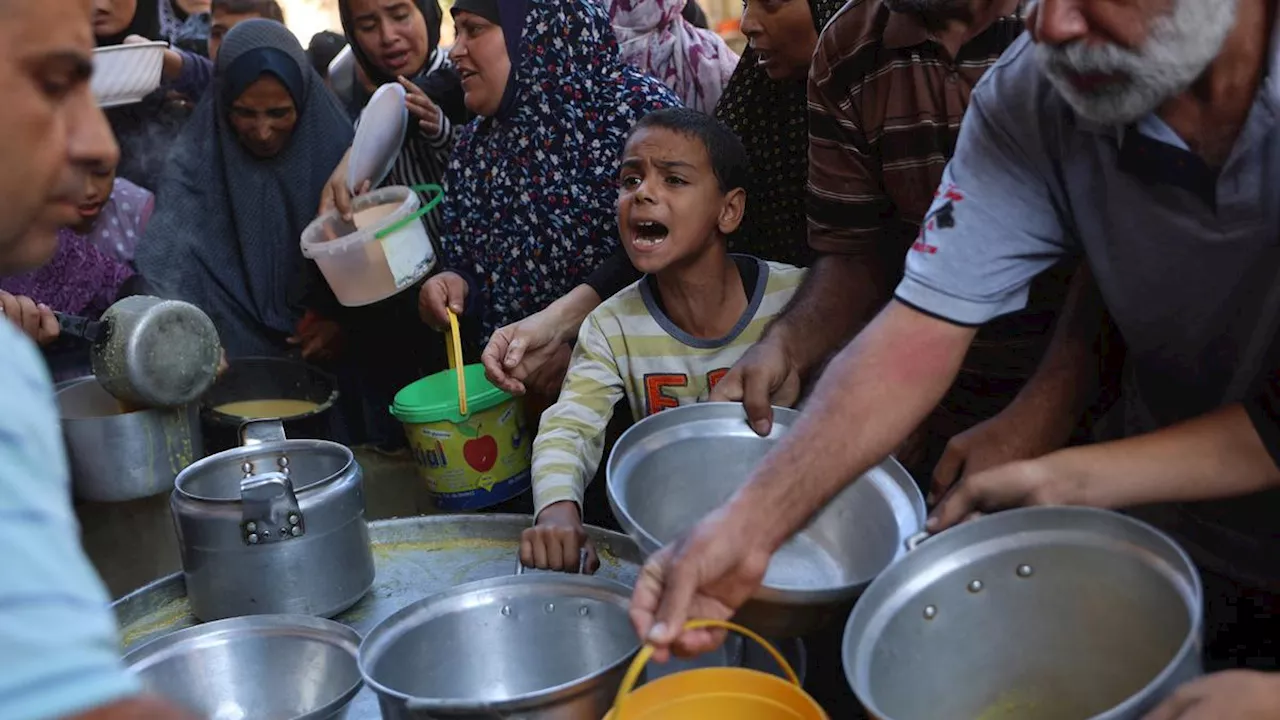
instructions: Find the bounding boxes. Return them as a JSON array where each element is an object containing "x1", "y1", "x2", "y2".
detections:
[
  {"x1": 360, "y1": 559, "x2": 641, "y2": 719},
  {"x1": 842, "y1": 507, "x2": 1203, "y2": 720},
  {"x1": 57, "y1": 295, "x2": 221, "y2": 409},
  {"x1": 170, "y1": 419, "x2": 375, "y2": 621}
]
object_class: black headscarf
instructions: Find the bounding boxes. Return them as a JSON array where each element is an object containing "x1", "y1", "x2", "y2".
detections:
[
  {"x1": 336, "y1": 0, "x2": 466, "y2": 124},
  {"x1": 714, "y1": 0, "x2": 846, "y2": 267},
  {"x1": 96, "y1": 0, "x2": 164, "y2": 46}
]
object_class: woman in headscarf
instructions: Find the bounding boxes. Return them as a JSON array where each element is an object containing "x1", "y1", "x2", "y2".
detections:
[
  {"x1": 609, "y1": 0, "x2": 739, "y2": 114},
  {"x1": 94, "y1": 0, "x2": 217, "y2": 190},
  {"x1": 476, "y1": 0, "x2": 846, "y2": 399},
  {"x1": 322, "y1": 0, "x2": 469, "y2": 244},
  {"x1": 416, "y1": 0, "x2": 680, "y2": 347},
  {"x1": 135, "y1": 19, "x2": 353, "y2": 359}
]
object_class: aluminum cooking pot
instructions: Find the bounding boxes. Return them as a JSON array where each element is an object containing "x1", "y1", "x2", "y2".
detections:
[
  {"x1": 843, "y1": 507, "x2": 1203, "y2": 720},
  {"x1": 124, "y1": 614, "x2": 363, "y2": 720},
  {"x1": 58, "y1": 377, "x2": 202, "y2": 503},
  {"x1": 607, "y1": 403, "x2": 925, "y2": 637},
  {"x1": 360, "y1": 570, "x2": 641, "y2": 719},
  {"x1": 170, "y1": 419, "x2": 375, "y2": 621},
  {"x1": 57, "y1": 295, "x2": 222, "y2": 408}
]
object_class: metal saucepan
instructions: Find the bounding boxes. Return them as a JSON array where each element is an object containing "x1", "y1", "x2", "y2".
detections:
[
  {"x1": 57, "y1": 295, "x2": 221, "y2": 408},
  {"x1": 607, "y1": 402, "x2": 926, "y2": 637},
  {"x1": 124, "y1": 614, "x2": 363, "y2": 720},
  {"x1": 360, "y1": 572, "x2": 641, "y2": 719},
  {"x1": 843, "y1": 507, "x2": 1203, "y2": 720},
  {"x1": 58, "y1": 376, "x2": 202, "y2": 502}
]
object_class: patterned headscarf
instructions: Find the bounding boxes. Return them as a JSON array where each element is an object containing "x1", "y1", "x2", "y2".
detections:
[
  {"x1": 136, "y1": 20, "x2": 354, "y2": 358},
  {"x1": 714, "y1": 0, "x2": 845, "y2": 267},
  {"x1": 442, "y1": 0, "x2": 679, "y2": 342},
  {"x1": 609, "y1": 0, "x2": 740, "y2": 114}
]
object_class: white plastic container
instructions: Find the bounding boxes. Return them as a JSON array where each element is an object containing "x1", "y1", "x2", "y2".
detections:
[
  {"x1": 301, "y1": 185, "x2": 439, "y2": 307},
  {"x1": 92, "y1": 42, "x2": 168, "y2": 109}
]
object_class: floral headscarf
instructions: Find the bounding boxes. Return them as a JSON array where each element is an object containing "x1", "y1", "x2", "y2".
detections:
[
  {"x1": 442, "y1": 0, "x2": 680, "y2": 342},
  {"x1": 609, "y1": 0, "x2": 740, "y2": 114}
]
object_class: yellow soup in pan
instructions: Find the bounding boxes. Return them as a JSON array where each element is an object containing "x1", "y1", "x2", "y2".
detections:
[{"x1": 213, "y1": 399, "x2": 321, "y2": 419}]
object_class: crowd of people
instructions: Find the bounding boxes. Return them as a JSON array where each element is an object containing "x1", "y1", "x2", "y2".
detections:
[{"x1": 4, "y1": 0, "x2": 1280, "y2": 717}]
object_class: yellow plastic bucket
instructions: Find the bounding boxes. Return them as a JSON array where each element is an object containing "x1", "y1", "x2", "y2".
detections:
[
  {"x1": 606, "y1": 620, "x2": 828, "y2": 720},
  {"x1": 390, "y1": 310, "x2": 531, "y2": 510}
]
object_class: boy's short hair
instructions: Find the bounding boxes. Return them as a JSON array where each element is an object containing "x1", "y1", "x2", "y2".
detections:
[
  {"x1": 629, "y1": 108, "x2": 748, "y2": 194},
  {"x1": 211, "y1": 0, "x2": 286, "y2": 23}
]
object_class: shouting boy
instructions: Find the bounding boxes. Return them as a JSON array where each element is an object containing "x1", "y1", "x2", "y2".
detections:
[{"x1": 521, "y1": 108, "x2": 806, "y2": 572}]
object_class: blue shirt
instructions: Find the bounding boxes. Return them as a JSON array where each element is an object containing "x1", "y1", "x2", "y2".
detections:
[
  {"x1": 896, "y1": 25, "x2": 1280, "y2": 586},
  {"x1": 0, "y1": 321, "x2": 139, "y2": 719}
]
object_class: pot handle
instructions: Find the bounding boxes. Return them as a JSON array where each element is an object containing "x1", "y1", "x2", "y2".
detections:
[
  {"x1": 240, "y1": 418, "x2": 288, "y2": 447},
  {"x1": 610, "y1": 620, "x2": 801, "y2": 719},
  {"x1": 239, "y1": 470, "x2": 305, "y2": 545},
  {"x1": 515, "y1": 548, "x2": 588, "y2": 576},
  {"x1": 905, "y1": 531, "x2": 931, "y2": 552}
]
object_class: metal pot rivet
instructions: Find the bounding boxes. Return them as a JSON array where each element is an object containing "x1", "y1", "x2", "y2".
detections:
[
  {"x1": 968, "y1": 580, "x2": 984, "y2": 593},
  {"x1": 1017, "y1": 564, "x2": 1034, "y2": 578},
  {"x1": 545, "y1": 603, "x2": 555, "y2": 614},
  {"x1": 288, "y1": 513, "x2": 300, "y2": 525},
  {"x1": 241, "y1": 462, "x2": 253, "y2": 475},
  {"x1": 245, "y1": 521, "x2": 257, "y2": 532},
  {"x1": 290, "y1": 526, "x2": 302, "y2": 537},
  {"x1": 262, "y1": 530, "x2": 270, "y2": 538},
  {"x1": 277, "y1": 456, "x2": 289, "y2": 468},
  {"x1": 578, "y1": 606, "x2": 589, "y2": 616},
  {"x1": 248, "y1": 533, "x2": 259, "y2": 544},
  {"x1": 923, "y1": 605, "x2": 937, "y2": 620},
  {"x1": 500, "y1": 605, "x2": 511, "y2": 616}
]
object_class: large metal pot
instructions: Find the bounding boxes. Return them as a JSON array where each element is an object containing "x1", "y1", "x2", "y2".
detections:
[
  {"x1": 124, "y1": 614, "x2": 363, "y2": 720},
  {"x1": 59, "y1": 377, "x2": 202, "y2": 502},
  {"x1": 171, "y1": 419, "x2": 375, "y2": 621},
  {"x1": 607, "y1": 403, "x2": 925, "y2": 637},
  {"x1": 843, "y1": 507, "x2": 1203, "y2": 720},
  {"x1": 360, "y1": 573, "x2": 640, "y2": 719}
]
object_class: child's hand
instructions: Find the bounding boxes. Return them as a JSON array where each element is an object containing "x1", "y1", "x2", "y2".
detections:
[
  {"x1": 520, "y1": 501, "x2": 600, "y2": 574},
  {"x1": 419, "y1": 271, "x2": 469, "y2": 330}
]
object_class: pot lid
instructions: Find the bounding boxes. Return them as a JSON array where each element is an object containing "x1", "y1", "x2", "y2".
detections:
[{"x1": 347, "y1": 82, "x2": 408, "y2": 194}]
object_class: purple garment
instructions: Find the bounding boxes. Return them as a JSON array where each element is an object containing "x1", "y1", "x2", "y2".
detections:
[
  {"x1": 610, "y1": 0, "x2": 738, "y2": 113},
  {"x1": 0, "y1": 179, "x2": 152, "y2": 317}
]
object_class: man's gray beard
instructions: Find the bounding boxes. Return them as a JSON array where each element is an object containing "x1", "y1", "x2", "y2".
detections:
[
  {"x1": 882, "y1": 0, "x2": 972, "y2": 18},
  {"x1": 1036, "y1": 0, "x2": 1238, "y2": 125}
]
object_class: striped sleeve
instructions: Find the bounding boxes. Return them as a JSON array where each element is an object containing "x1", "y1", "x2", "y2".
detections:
[
  {"x1": 805, "y1": 38, "x2": 891, "y2": 255},
  {"x1": 531, "y1": 314, "x2": 626, "y2": 517}
]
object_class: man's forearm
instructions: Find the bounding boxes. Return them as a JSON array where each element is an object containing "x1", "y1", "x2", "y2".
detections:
[
  {"x1": 734, "y1": 301, "x2": 977, "y2": 551},
  {"x1": 1049, "y1": 404, "x2": 1280, "y2": 508},
  {"x1": 767, "y1": 253, "x2": 895, "y2": 376},
  {"x1": 551, "y1": 284, "x2": 604, "y2": 343},
  {"x1": 995, "y1": 263, "x2": 1109, "y2": 446}
]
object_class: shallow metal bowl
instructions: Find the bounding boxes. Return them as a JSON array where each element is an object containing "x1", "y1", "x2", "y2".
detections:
[
  {"x1": 360, "y1": 574, "x2": 640, "y2": 719},
  {"x1": 607, "y1": 402, "x2": 926, "y2": 636},
  {"x1": 124, "y1": 615, "x2": 363, "y2": 720}
]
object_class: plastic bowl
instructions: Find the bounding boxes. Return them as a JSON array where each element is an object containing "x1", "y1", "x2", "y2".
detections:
[
  {"x1": 92, "y1": 42, "x2": 167, "y2": 108},
  {"x1": 301, "y1": 185, "x2": 437, "y2": 307}
]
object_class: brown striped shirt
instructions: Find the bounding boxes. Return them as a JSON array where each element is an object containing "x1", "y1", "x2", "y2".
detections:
[{"x1": 805, "y1": 0, "x2": 1078, "y2": 437}]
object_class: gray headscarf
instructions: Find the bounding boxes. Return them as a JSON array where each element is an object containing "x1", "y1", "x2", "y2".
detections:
[{"x1": 136, "y1": 20, "x2": 353, "y2": 358}]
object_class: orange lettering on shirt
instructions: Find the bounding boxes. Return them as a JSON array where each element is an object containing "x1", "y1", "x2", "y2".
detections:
[
  {"x1": 707, "y1": 368, "x2": 729, "y2": 391},
  {"x1": 644, "y1": 373, "x2": 687, "y2": 416}
]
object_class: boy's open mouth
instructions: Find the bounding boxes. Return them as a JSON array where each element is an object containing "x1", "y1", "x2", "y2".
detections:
[{"x1": 633, "y1": 221, "x2": 669, "y2": 247}]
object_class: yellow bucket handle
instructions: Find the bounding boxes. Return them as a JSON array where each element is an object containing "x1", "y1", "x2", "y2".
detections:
[
  {"x1": 611, "y1": 619, "x2": 801, "y2": 718},
  {"x1": 445, "y1": 308, "x2": 467, "y2": 416}
]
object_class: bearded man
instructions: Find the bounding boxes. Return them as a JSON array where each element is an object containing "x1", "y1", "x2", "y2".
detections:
[{"x1": 633, "y1": 0, "x2": 1280, "y2": 695}]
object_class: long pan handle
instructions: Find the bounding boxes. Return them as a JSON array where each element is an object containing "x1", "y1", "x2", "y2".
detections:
[{"x1": 53, "y1": 311, "x2": 106, "y2": 344}]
